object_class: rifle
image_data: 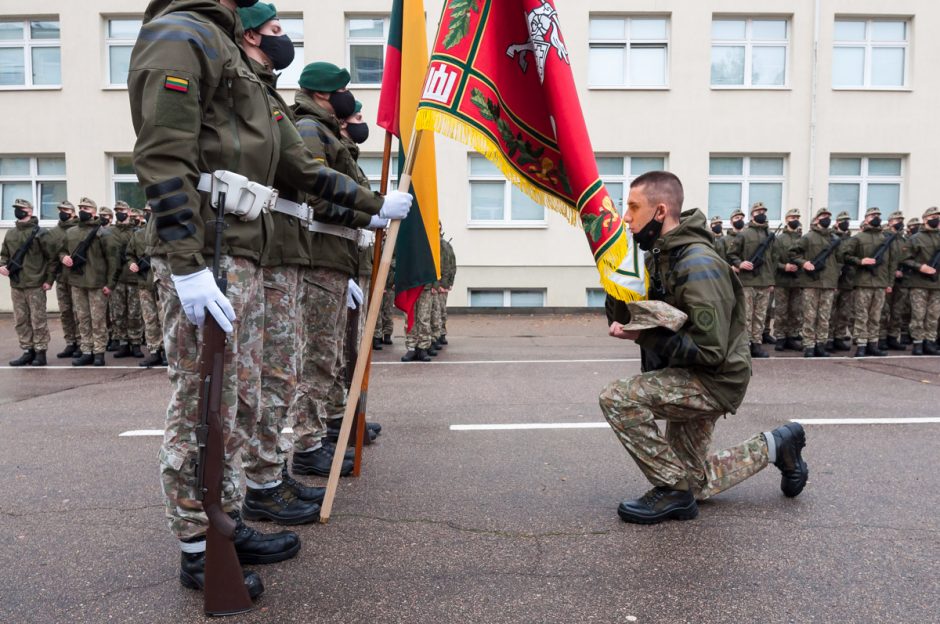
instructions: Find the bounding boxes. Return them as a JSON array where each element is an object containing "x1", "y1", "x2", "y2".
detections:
[
  {"x1": 863, "y1": 231, "x2": 900, "y2": 272},
  {"x1": 748, "y1": 224, "x2": 782, "y2": 271},
  {"x1": 68, "y1": 225, "x2": 101, "y2": 276},
  {"x1": 193, "y1": 190, "x2": 253, "y2": 616},
  {"x1": 137, "y1": 256, "x2": 152, "y2": 277},
  {"x1": 928, "y1": 247, "x2": 940, "y2": 283},
  {"x1": 4, "y1": 225, "x2": 41, "y2": 285},
  {"x1": 805, "y1": 236, "x2": 843, "y2": 281}
]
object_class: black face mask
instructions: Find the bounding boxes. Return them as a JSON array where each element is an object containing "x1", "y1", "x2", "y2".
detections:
[
  {"x1": 259, "y1": 34, "x2": 295, "y2": 71},
  {"x1": 59, "y1": 211, "x2": 71, "y2": 222},
  {"x1": 837, "y1": 221, "x2": 849, "y2": 232},
  {"x1": 869, "y1": 216, "x2": 882, "y2": 228},
  {"x1": 926, "y1": 218, "x2": 940, "y2": 229},
  {"x1": 788, "y1": 220, "x2": 800, "y2": 230},
  {"x1": 346, "y1": 122, "x2": 370, "y2": 144},
  {"x1": 711, "y1": 224, "x2": 723, "y2": 234},
  {"x1": 818, "y1": 217, "x2": 832, "y2": 228},
  {"x1": 236, "y1": 0, "x2": 259, "y2": 7},
  {"x1": 633, "y1": 214, "x2": 664, "y2": 252},
  {"x1": 116, "y1": 211, "x2": 129, "y2": 223},
  {"x1": 79, "y1": 210, "x2": 93, "y2": 222},
  {"x1": 329, "y1": 90, "x2": 356, "y2": 119},
  {"x1": 753, "y1": 213, "x2": 767, "y2": 225},
  {"x1": 909, "y1": 225, "x2": 921, "y2": 235},
  {"x1": 13, "y1": 207, "x2": 29, "y2": 220},
  {"x1": 732, "y1": 219, "x2": 745, "y2": 230},
  {"x1": 892, "y1": 221, "x2": 903, "y2": 232}
]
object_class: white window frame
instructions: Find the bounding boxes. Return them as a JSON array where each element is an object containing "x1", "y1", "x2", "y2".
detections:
[
  {"x1": 359, "y1": 153, "x2": 399, "y2": 194},
  {"x1": 707, "y1": 155, "x2": 787, "y2": 225},
  {"x1": 596, "y1": 154, "x2": 668, "y2": 214},
  {"x1": 586, "y1": 288, "x2": 606, "y2": 308},
  {"x1": 587, "y1": 15, "x2": 670, "y2": 89},
  {"x1": 710, "y1": 16, "x2": 790, "y2": 89},
  {"x1": 103, "y1": 16, "x2": 142, "y2": 89},
  {"x1": 467, "y1": 155, "x2": 547, "y2": 229},
  {"x1": 0, "y1": 155, "x2": 67, "y2": 226},
  {"x1": 0, "y1": 18, "x2": 61, "y2": 90},
  {"x1": 275, "y1": 15, "x2": 305, "y2": 89},
  {"x1": 345, "y1": 15, "x2": 389, "y2": 89},
  {"x1": 109, "y1": 154, "x2": 145, "y2": 208},
  {"x1": 827, "y1": 155, "x2": 904, "y2": 225},
  {"x1": 467, "y1": 289, "x2": 546, "y2": 308},
  {"x1": 832, "y1": 18, "x2": 910, "y2": 90}
]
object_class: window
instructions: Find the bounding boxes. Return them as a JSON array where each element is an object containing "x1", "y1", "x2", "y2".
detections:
[
  {"x1": 708, "y1": 156, "x2": 785, "y2": 221},
  {"x1": 833, "y1": 19, "x2": 908, "y2": 89},
  {"x1": 468, "y1": 155, "x2": 545, "y2": 226},
  {"x1": 0, "y1": 156, "x2": 67, "y2": 222},
  {"x1": 588, "y1": 16, "x2": 668, "y2": 87},
  {"x1": 111, "y1": 156, "x2": 146, "y2": 209},
  {"x1": 468, "y1": 289, "x2": 546, "y2": 308},
  {"x1": 359, "y1": 154, "x2": 399, "y2": 194},
  {"x1": 277, "y1": 17, "x2": 305, "y2": 88},
  {"x1": 711, "y1": 17, "x2": 788, "y2": 87},
  {"x1": 0, "y1": 19, "x2": 61, "y2": 88},
  {"x1": 346, "y1": 16, "x2": 388, "y2": 86},
  {"x1": 596, "y1": 155, "x2": 667, "y2": 214},
  {"x1": 105, "y1": 18, "x2": 142, "y2": 87},
  {"x1": 828, "y1": 156, "x2": 902, "y2": 221},
  {"x1": 586, "y1": 288, "x2": 607, "y2": 308}
]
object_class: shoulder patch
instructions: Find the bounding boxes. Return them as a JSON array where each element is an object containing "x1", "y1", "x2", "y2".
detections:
[
  {"x1": 164, "y1": 76, "x2": 190, "y2": 93},
  {"x1": 273, "y1": 109, "x2": 284, "y2": 122},
  {"x1": 690, "y1": 305, "x2": 717, "y2": 334}
]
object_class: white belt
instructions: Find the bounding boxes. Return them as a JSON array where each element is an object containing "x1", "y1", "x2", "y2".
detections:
[
  {"x1": 197, "y1": 173, "x2": 213, "y2": 192},
  {"x1": 273, "y1": 197, "x2": 360, "y2": 242},
  {"x1": 309, "y1": 219, "x2": 360, "y2": 242}
]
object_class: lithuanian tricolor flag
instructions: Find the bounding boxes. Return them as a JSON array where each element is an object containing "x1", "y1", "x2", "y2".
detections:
[{"x1": 377, "y1": 0, "x2": 441, "y2": 329}]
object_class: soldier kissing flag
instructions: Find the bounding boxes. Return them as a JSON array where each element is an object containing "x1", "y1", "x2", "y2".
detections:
[{"x1": 416, "y1": 0, "x2": 647, "y2": 302}]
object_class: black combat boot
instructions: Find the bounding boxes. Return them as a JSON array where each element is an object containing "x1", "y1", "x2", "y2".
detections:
[
  {"x1": 291, "y1": 445, "x2": 353, "y2": 477},
  {"x1": 438, "y1": 334, "x2": 448, "y2": 345},
  {"x1": 426, "y1": 345, "x2": 439, "y2": 357},
  {"x1": 9, "y1": 349, "x2": 35, "y2": 367},
  {"x1": 769, "y1": 423, "x2": 809, "y2": 497},
  {"x1": 113, "y1": 343, "x2": 131, "y2": 358},
  {"x1": 866, "y1": 343, "x2": 887, "y2": 357},
  {"x1": 56, "y1": 343, "x2": 78, "y2": 359},
  {"x1": 617, "y1": 486, "x2": 698, "y2": 524},
  {"x1": 750, "y1": 342, "x2": 769, "y2": 358},
  {"x1": 762, "y1": 331, "x2": 775, "y2": 345},
  {"x1": 325, "y1": 422, "x2": 375, "y2": 445},
  {"x1": 93, "y1": 353, "x2": 106, "y2": 366},
  {"x1": 229, "y1": 511, "x2": 301, "y2": 565},
  {"x1": 433, "y1": 337, "x2": 444, "y2": 349},
  {"x1": 901, "y1": 333, "x2": 912, "y2": 345},
  {"x1": 322, "y1": 440, "x2": 355, "y2": 461},
  {"x1": 367, "y1": 422, "x2": 382, "y2": 436},
  {"x1": 160, "y1": 348, "x2": 168, "y2": 366},
  {"x1": 401, "y1": 349, "x2": 431, "y2": 362},
  {"x1": 814, "y1": 343, "x2": 830, "y2": 358},
  {"x1": 886, "y1": 336, "x2": 906, "y2": 351},
  {"x1": 382, "y1": 334, "x2": 393, "y2": 345},
  {"x1": 30, "y1": 350, "x2": 47, "y2": 367},
  {"x1": 139, "y1": 350, "x2": 163, "y2": 367},
  {"x1": 280, "y1": 468, "x2": 325, "y2": 504},
  {"x1": 912, "y1": 342, "x2": 924, "y2": 355},
  {"x1": 825, "y1": 339, "x2": 835, "y2": 351},
  {"x1": 72, "y1": 352, "x2": 94, "y2": 366},
  {"x1": 876, "y1": 338, "x2": 888, "y2": 352},
  {"x1": 372, "y1": 336, "x2": 383, "y2": 351},
  {"x1": 924, "y1": 340, "x2": 940, "y2": 356},
  {"x1": 130, "y1": 344, "x2": 145, "y2": 358},
  {"x1": 106, "y1": 338, "x2": 118, "y2": 352},
  {"x1": 242, "y1": 483, "x2": 320, "y2": 525},
  {"x1": 832, "y1": 338, "x2": 852, "y2": 352},
  {"x1": 179, "y1": 550, "x2": 264, "y2": 600},
  {"x1": 785, "y1": 336, "x2": 802, "y2": 351},
  {"x1": 853, "y1": 344, "x2": 868, "y2": 358},
  {"x1": 803, "y1": 347, "x2": 815, "y2": 358},
  {"x1": 775, "y1": 338, "x2": 787, "y2": 352}
]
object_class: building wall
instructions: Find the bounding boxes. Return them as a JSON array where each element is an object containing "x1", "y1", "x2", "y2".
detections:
[{"x1": 1, "y1": 0, "x2": 937, "y2": 311}]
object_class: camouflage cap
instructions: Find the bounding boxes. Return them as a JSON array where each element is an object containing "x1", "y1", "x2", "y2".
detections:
[
  {"x1": 710, "y1": 216, "x2": 723, "y2": 225},
  {"x1": 836, "y1": 211, "x2": 851, "y2": 222},
  {"x1": 98, "y1": 206, "x2": 114, "y2": 217},
  {"x1": 864, "y1": 206, "x2": 882, "y2": 217},
  {"x1": 750, "y1": 202, "x2": 766, "y2": 214},
  {"x1": 907, "y1": 217, "x2": 921, "y2": 225},
  {"x1": 113, "y1": 200, "x2": 131, "y2": 211},
  {"x1": 12, "y1": 198, "x2": 33, "y2": 210},
  {"x1": 130, "y1": 207, "x2": 144, "y2": 217},
  {"x1": 622, "y1": 300, "x2": 688, "y2": 333},
  {"x1": 77, "y1": 197, "x2": 97, "y2": 209},
  {"x1": 888, "y1": 210, "x2": 904, "y2": 221},
  {"x1": 57, "y1": 200, "x2": 75, "y2": 211},
  {"x1": 923, "y1": 206, "x2": 940, "y2": 219},
  {"x1": 814, "y1": 207, "x2": 832, "y2": 220},
  {"x1": 785, "y1": 208, "x2": 801, "y2": 219},
  {"x1": 730, "y1": 209, "x2": 745, "y2": 219}
]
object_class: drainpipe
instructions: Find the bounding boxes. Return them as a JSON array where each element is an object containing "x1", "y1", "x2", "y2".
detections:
[{"x1": 807, "y1": 0, "x2": 821, "y2": 214}]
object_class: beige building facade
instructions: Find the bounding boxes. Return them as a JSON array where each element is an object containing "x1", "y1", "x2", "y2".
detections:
[{"x1": 1, "y1": 0, "x2": 937, "y2": 312}]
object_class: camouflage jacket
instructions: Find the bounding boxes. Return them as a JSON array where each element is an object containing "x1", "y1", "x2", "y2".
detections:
[
  {"x1": 440, "y1": 238, "x2": 457, "y2": 288},
  {"x1": 727, "y1": 222, "x2": 776, "y2": 287},
  {"x1": 61, "y1": 218, "x2": 117, "y2": 290},
  {"x1": 790, "y1": 225, "x2": 842, "y2": 289},
  {"x1": 833, "y1": 228, "x2": 855, "y2": 290},
  {"x1": 46, "y1": 219, "x2": 76, "y2": 286},
  {"x1": 108, "y1": 222, "x2": 139, "y2": 285},
  {"x1": 773, "y1": 228, "x2": 802, "y2": 287},
  {"x1": 711, "y1": 234, "x2": 727, "y2": 262},
  {"x1": 841, "y1": 225, "x2": 899, "y2": 288},
  {"x1": 901, "y1": 228, "x2": 940, "y2": 290},
  {"x1": 130, "y1": 0, "x2": 382, "y2": 275},
  {"x1": 126, "y1": 226, "x2": 156, "y2": 289},
  {"x1": 1, "y1": 218, "x2": 56, "y2": 289}
]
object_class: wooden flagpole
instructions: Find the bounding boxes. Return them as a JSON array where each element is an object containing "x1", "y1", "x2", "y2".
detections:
[{"x1": 320, "y1": 128, "x2": 424, "y2": 522}]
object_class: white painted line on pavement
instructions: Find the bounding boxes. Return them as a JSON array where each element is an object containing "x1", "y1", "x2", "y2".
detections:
[
  {"x1": 120, "y1": 427, "x2": 296, "y2": 438},
  {"x1": 376, "y1": 358, "x2": 638, "y2": 365},
  {"x1": 0, "y1": 365, "x2": 167, "y2": 370},
  {"x1": 451, "y1": 418, "x2": 940, "y2": 432},
  {"x1": 451, "y1": 422, "x2": 611, "y2": 431},
  {"x1": 794, "y1": 417, "x2": 940, "y2": 425}
]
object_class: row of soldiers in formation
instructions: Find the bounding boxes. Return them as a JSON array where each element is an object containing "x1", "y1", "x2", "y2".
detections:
[{"x1": 711, "y1": 201, "x2": 940, "y2": 358}]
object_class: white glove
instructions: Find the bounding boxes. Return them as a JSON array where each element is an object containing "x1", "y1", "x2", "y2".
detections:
[
  {"x1": 379, "y1": 190, "x2": 413, "y2": 220},
  {"x1": 171, "y1": 269, "x2": 236, "y2": 333},
  {"x1": 368, "y1": 214, "x2": 389, "y2": 230},
  {"x1": 347, "y1": 279, "x2": 364, "y2": 310}
]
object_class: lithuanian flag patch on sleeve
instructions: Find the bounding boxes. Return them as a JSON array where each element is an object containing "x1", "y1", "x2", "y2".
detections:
[
  {"x1": 164, "y1": 76, "x2": 190, "y2": 93},
  {"x1": 273, "y1": 109, "x2": 284, "y2": 121}
]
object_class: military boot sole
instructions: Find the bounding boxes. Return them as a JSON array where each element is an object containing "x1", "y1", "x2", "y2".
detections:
[
  {"x1": 241, "y1": 502, "x2": 320, "y2": 526},
  {"x1": 781, "y1": 458, "x2": 809, "y2": 498},
  {"x1": 617, "y1": 500, "x2": 699, "y2": 525},
  {"x1": 291, "y1": 459, "x2": 354, "y2": 478},
  {"x1": 236, "y1": 539, "x2": 301, "y2": 566}
]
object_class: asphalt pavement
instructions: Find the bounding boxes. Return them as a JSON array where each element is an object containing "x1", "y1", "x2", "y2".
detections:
[{"x1": 1, "y1": 313, "x2": 938, "y2": 624}]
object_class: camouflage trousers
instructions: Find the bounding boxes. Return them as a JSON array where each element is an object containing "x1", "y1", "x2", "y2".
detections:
[
  {"x1": 430, "y1": 290, "x2": 444, "y2": 339},
  {"x1": 599, "y1": 368, "x2": 768, "y2": 500},
  {"x1": 773, "y1": 285, "x2": 803, "y2": 338},
  {"x1": 71, "y1": 286, "x2": 109, "y2": 354},
  {"x1": 909, "y1": 288, "x2": 940, "y2": 342},
  {"x1": 852, "y1": 287, "x2": 886, "y2": 345},
  {"x1": 405, "y1": 287, "x2": 434, "y2": 350},
  {"x1": 358, "y1": 276, "x2": 371, "y2": 345},
  {"x1": 880, "y1": 287, "x2": 910, "y2": 340},
  {"x1": 139, "y1": 286, "x2": 163, "y2": 352},
  {"x1": 830, "y1": 289, "x2": 855, "y2": 340},
  {"x1": 440, "y1": 291, "x2": 449, "y2": 336},
  {"x1": 153, "y1": 255, "x2": 264, "y2": 541},
  {"x1": 289, "y1": 267, "x2": 349, "y2": 452},
  {"x1": 244, "y1": 265, "x2": 302, "y2": 486},
  {"x1": 376, "y1": 286, "x2": 395, "y2": 338},
  {"x1": 800, "y1": 288, "x2": 836, "y2": 348},
  {"x1": 11, "y1": 287, "x2": 50, "y2": 351},
  {"x1": 109, "y1": 283, "x2": 143, "y2": 344},
  {"x1": 56, "y1": 280, "x2": 78, "y2": 344},
  {"x1": 742, "y1": 287, "x2": 772, "y2": 343}
]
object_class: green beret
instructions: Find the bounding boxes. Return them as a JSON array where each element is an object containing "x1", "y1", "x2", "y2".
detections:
[
  {"x1": 299, "y1": 62, "x2": 350, "y2": 92},
  {"x1": 354, "y1": 100, "x2": 363, "y2": 114},
  {"x1": 238, "y1": 3, "x2": 278, "y2": 31}
]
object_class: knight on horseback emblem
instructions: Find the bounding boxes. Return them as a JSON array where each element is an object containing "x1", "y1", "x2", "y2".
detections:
[{"x1": 506, "y1": 1, "x2": 570, "y2": 84}]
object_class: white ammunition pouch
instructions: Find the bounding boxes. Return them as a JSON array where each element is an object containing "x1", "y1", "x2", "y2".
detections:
[
  {"x1": 358, "y1": 229, "x2": 375, "y2": 249},
  {"x1": 197, "y1": 171, "x2": 278, "y2": 222}
]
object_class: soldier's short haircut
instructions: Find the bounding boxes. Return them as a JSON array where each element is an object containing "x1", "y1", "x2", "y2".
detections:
[{"x1": 630, "y1": 171, "x2": 684, "y2": 217}]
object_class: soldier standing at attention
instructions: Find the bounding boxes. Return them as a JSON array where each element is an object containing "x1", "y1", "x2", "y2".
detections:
[
  {"x1": 1, "y1": 199, "x2": 55, "y2": 367},
  {"x1": 376, "y1": 256, "x2": 397, "y2": 349},
  {"x1": 828, "y1": 211, "x2": 855, "y2": 351},
  {"x1": 709, "y1": 216, "x2": 727, "y2": 260},
  {"x1": 129, "y1": 0, "x2": 410, "y2": 598},
  {"x1": 438, "y1": 230, "x2": 457, "y2": 346},
  {"x1": 772, "y1": 208, "x2": 803, "y2": 352},
  {"x1": 126, "y1": 207, "x2": 166, "y2": 367},
  {"x1": 841, "y1": 207, "x2": 898, "y2": 357},
  {"x1": 791, "y1": 208, "x2": 839, "y2": 357},
  {"x1": 878, "y1": 211, "x2": 910, "y2": 352},
  {"x1": 902, "y1": 207, "x2": 940, "y2": 355},
  {"x1": 47, "y1": 200, "x2": 81, "y2": 359},
  {"x1": 402, "y1": 284, "x2": 435, "y2": 361},
  {"x1": 599, "y1": 172, "x2": 808, "y2": 524},
  {"x1": 108, "y1": 201, "x2": 145, "y2": 359},
  {"x1": 728, "y1": 202, "x2": 775, "y2": 358}
]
